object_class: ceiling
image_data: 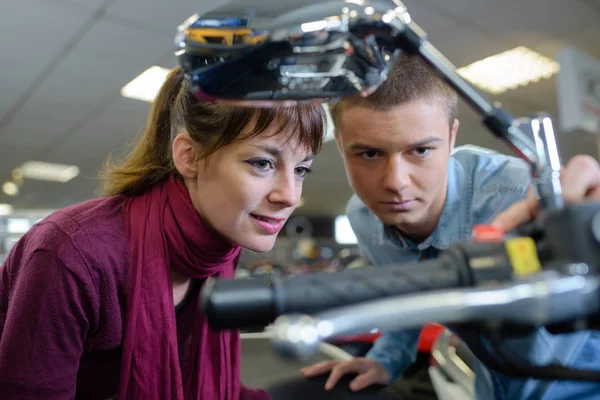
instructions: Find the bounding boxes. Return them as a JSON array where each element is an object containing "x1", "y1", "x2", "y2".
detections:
[{"x1": 0, "y1": 0, "x2": 599, "y2": 216}]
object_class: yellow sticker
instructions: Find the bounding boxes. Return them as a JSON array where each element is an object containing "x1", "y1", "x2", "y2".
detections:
[{"x1": 505, "y1": 237, "x2": 542, "y2": 276}]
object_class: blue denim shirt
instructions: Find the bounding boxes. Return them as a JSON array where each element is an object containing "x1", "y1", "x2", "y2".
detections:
[{"x1": 347, "y1": 145, "x2": 600, "y2": 400}]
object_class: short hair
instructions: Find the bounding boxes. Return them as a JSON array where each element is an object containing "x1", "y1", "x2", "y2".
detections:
[{"x1": 329, "y1": 53, "x2": 458, "y2": 131}]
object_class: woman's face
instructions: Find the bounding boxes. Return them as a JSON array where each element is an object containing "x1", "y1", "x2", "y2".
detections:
[{"x1": 174, "y1": 126, "x2": 314, "y2": 253}]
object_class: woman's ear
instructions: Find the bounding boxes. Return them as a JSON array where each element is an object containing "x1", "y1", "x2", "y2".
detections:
[{"x1": 172, "y1": 132, "x2": 199, "y2": 179}]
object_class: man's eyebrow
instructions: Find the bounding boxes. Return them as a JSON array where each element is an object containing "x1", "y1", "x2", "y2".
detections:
[
  {"x1": 406, "y1": 137, "x2": 443, "y2": 148},
  {"x1": 347, "y1": 143, "x2": 385, "y2": 152},
  {"x1": 347, "y1": 137, "x2": 442, "y2": 152}
]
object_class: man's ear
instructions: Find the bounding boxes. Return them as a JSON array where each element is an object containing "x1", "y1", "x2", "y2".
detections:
[
  {"x1": 449, "y1": 118, "x2": 459, "y2": 151},
  {"x1": 172, "y1": 132, "x2": 199, "y2": 179}
]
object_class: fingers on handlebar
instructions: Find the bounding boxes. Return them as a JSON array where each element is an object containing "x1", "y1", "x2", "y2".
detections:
[
  {"x1": 562, "y1": 155, "x2": 600, "y2": 203},
  {"x1": 492, "y1": 155, "x2": 600, "y2": 233},
  {"x1": 491, "y1": 196, "x2": 538, "y2": 233},
  {"x1": 589, "y1": 186, "x2": 600, "y2": 201},
  {"x1": 324, "y1": 360, "x2": 363, "y2": 390},
  {"x1": 300, "y1": 360, "x2": 340, "y2": 377},
  {"x1": 349, "y1": 369, "x2": 384, "y2": 392}
]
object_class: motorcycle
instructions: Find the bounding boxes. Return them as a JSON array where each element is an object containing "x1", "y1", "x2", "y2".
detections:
[{"x1": 175, "y1": 1, "x2": 600, "y2": 398}]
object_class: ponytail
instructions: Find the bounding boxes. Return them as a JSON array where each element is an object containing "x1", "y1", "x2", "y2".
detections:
[{"x1": 102, "y1": 67, "x2": 185, "y2": 196}]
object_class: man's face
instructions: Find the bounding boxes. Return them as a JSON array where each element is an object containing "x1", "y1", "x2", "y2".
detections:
[{"x1": 335, "y1": 101, "x2": 458, "y2": 239}]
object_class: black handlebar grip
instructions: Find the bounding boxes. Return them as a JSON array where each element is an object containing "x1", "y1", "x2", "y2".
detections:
[
  {"x1": 202, "y1": 255, "x2": 463, "y2": 329},
  {"x1": 202, "y1": 277, "x2": 277, "y2": 329}
]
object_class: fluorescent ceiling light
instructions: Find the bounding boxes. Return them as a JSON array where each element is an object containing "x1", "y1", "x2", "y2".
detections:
[
  {"x1": 17, "y1": 161, "x2": 80, "y2": 183},
  {"x1": 0, "y1": 204, "x2": 13, "y2": 216},
  {"x1": 457, "y1": 46, "x2": 560, "y2": 94},
  {"x1": 121, "y1": 66, "x2": 171, "y2": 102}
]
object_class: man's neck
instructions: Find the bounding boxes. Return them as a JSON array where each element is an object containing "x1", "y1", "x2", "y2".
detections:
[{"x1": 394, "y1": 218, "x2": 437, "y2": 244}]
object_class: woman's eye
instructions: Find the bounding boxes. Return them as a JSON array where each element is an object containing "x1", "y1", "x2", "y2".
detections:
[
  {"x1": 295, "y1": 166, "x2": 312, "y2": 178},
  {"x1": 248, "y1": 159, "x2": 274, "y2": 171}
]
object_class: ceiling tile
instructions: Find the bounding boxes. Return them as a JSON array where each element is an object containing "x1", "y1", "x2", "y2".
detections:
[
  {"x1": 564, "y1": 24, "x2": 600, "y2": 60},
  {"x1": 105, "y1": 0, "x2": 237, "y2": 35},
  {"x1": 0, "y1": 140, "x2": 35, "y2": 177},
  {"x1": 46, "y1": 0, "x2": 106, "y2": 13},
  {"x1": 469, "y1": 0, "x2": 599, "y2": 41},
  {"x1": 429, "y1": 23, "x2": 511, "y2": 67},
  {"x1": 41, "y1": 99, "x2": 152, "y2": 166},
  {"x1": 208, "y1": 0, "x2": 332, "y2": 18},
  {"x1": 400, "y1": 0, "x2": 458, "y2": 42},
  {"x1": 0, "y1": 1, "x2": 91, "y2": 119},
  {"x1": 495, "y1": 76, "x2": 559, "y2": 115},
  {"x1": 0, "y1": 32, "x2": 169, "y2": 149},
  {"x1": 414, "y1": 0, "x2": 520, "y2": 19},
  {"x1": 74, "y1": 18, "x2": 175, "y2": 63}
]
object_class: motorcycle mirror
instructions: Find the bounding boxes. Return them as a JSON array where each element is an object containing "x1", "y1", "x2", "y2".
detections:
[{"x1": 175, "y1": 0, "x2": 412, "y2": 106}]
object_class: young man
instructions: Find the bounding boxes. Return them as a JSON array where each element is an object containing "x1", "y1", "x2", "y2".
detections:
[{"x1": 301, "y1": 54, "x2": 600, "y2": 400}]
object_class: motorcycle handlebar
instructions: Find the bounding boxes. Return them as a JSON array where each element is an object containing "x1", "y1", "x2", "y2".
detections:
[
  {"x1": 202, "y1": 252, "x2": 472, "y2": 329},
  {"x1": 269, "y1": 272, "x2": 600, "y2": 360},
  {"x1": 203, "y1": 239, "x2": 531, "y2": 330}
]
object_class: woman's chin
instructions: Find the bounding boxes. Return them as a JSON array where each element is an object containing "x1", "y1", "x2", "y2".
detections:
[{"x1": 239, "y1": 236, "x2": 277, "y2": 253}]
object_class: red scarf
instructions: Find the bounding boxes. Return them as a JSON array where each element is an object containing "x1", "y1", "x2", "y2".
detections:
[{"x1": 118, "y1": 174, "x2": 242, "y2": 400}]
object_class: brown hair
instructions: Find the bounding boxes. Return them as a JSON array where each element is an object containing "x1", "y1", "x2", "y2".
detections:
[
  {"x1": 329, "y1": 53, "x2": 458, "y2": 131},
  {"x1": 102, "y1": 67, "x2": 326, "y2": 196}
]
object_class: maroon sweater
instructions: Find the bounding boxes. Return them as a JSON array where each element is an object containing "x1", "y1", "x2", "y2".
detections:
[{"x1": 0, "y1": 196, "x2": 269, "y2": 400}]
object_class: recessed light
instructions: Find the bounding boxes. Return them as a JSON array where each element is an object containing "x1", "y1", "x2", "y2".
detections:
[
  {"x1": 457, "y1": 46, "x2": 560, "y2": 94},
  {"x1": 121, "y1": 66, "x2": 171, "y2": 103},
  {"x1": 17, "y1": 161, "x2": 80, "y2": 183},
  {"x1": 3, "y1": 182, "x2": 18, "y2": 196}
]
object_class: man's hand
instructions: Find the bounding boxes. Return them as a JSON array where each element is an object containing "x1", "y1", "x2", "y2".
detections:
[
  {"x1": 491, "y1": 155, "x2": 600, "y2": 232},
  {"x1": 300, "y1": 358, "x2": 390, "y2": 391}
]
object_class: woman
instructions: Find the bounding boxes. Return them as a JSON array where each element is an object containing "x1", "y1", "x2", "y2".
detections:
[{"x1": 0, "y1": 67, "x2": 326, "y2": 400}]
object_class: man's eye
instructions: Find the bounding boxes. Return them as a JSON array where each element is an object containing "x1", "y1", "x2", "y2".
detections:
[
  {"x1": 360, "y1": 150, "x2": 380, "y2": 159},
  {"x1": 413, "y1": 147, "x2": 432, "y2": 156}
]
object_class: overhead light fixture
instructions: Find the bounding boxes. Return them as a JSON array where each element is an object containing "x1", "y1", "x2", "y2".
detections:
[
  {"x1": 3, "y1": 181, "x2": 19, "y2": 196},
  {"x1": 0, "y1": 204, "x2": 13, "y2": 216},
  {"x1": 121, "y1": 66, "x2": 171, "y2": 102},
  {"x1": 17, "y1": 161, "x2": 80, "y2": 183},
  {"x1": 457, "y1": 46, "x2": 560, "y2": 94}
]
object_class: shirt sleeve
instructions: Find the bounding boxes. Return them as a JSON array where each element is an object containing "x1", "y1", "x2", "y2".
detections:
[
  {"x1": 0, "y1": 250, "x2": 94, "y2": 399},
  {"x1": 365, "y1": 328, "x2": 422, "y2": 381}
]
